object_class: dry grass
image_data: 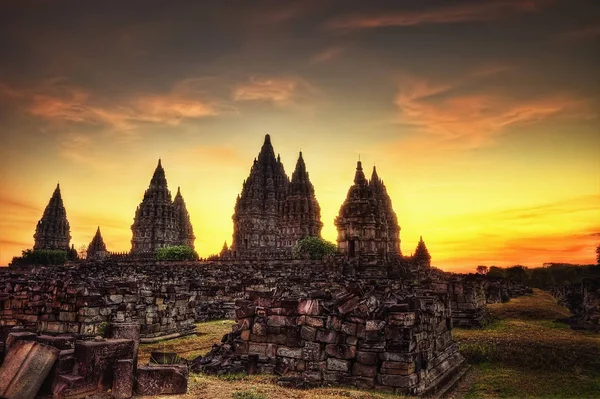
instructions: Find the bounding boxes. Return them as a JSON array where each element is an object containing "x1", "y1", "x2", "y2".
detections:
[
  {"x1": 186, "y1": 374, "x2": 402, "y2": 399},
  {"x1": 138, "y1": 320, "x2": 236, "y2": 364},
  {"x1": 454, "y1": 289, "x2": 600, "y2": 398}
]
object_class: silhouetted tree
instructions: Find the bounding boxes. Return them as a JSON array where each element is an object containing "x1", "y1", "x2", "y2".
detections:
[
  {"x1": 487, "y1": 266, "x2": 506, "y2": 279},
  {"x1": 476, "y1": 265, "x2": 489, "y2": 275},
  {"x1": 596, "y1": 244, "x2": 600, "y2": 266},
  {"x1": 506, "y1": 265, "x2": 528, "y2": 284}
]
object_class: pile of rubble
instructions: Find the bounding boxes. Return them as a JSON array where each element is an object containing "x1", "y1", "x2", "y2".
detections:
[
  {"x1": 0, "y1": 323, "x2": 189, "y2": 399},
  {"x1": 191, "y1": 285, "x2": 466, "y2": 395}
]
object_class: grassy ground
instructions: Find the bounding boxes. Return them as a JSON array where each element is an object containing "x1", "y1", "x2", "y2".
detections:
[
  {"x1": 138, "y1": 289, "x2": 600, "y2": 398},
  {"x1": 453, "y1": 289, "x2": 600, "y2": 398},
  {"x1": 138, "y1": 320, "x2": 236, "y2": 364}
]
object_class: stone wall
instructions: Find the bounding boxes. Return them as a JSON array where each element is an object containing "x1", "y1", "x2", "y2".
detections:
[
  {"x1": 193, "y1": 285, "x2": 465, "y2": 395},
  {"x1": 0, "y1": 260, "x2": 351, "y2": 339}
]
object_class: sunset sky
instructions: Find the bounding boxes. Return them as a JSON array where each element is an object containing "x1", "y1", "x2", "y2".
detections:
[{"x1": 0, "y1": 0, "x2": 598, "y2": 271}]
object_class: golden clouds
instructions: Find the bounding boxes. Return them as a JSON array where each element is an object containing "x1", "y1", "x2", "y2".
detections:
[
  {"x1": 328, "y1": 0, "x2": 554, "y2": 30},
  {"x1": 5, "y1": 78, "x2": 218, "y2": 131},
  {"x1": 394, "y1": 71, "x2": 596, "y2": 150},
  {"x1": 232, "y1": 76, "x2": 315, "y2": 106}
]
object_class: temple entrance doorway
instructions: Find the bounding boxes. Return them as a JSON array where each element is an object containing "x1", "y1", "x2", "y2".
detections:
[{"x1": 348, "y1": 240, "x2": 356, "y2": 258}]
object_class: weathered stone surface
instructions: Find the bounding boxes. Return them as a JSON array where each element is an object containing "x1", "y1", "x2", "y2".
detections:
[
  {"x1": 0, "y1": 340, "x2": 59, "y2": 399},
  {"x1": 5, "y1": 332, "x2": 37, "y2": 351},
  {"x1": 326, "y1": 358, "x2": 351, "y2": 372},
  {"x1": 135, "y1": 365, "x2": 188, "y2": 395},
  {"x1": 112, "y1": 359, "x2": 134, "y2": 399}
]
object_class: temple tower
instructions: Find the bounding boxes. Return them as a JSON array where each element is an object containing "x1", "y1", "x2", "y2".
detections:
[
  {"x1": 335, "y1": 161, "x2": 386, "y2": 258},
  {"x1": 34, "y1": 183, "x2": 71, "y2": 251},
  {"x1": 280, "y1": 151, "x2": 323, "y2": 250},
  {"x1": 412, "y1": 236, "x2": 431, "y2": 271},
  {"x1": 131, "y1": 159, "x2": 180, "y2": 253},
  {"x1": 370, "y1": 166, "x2": 401, "y2": 255},
  {"x1": 335, "y1": 161, "x2": 402, "y2": 259},
  {"x1": 231, "y1": 134, "x2": 289, "y2": 258},
  {"x1": 174, "y1": 187, "x2": 196, "y2": 249},
  {"x1": 87, "y1": 226, "x2": 108, "y2": 260}
]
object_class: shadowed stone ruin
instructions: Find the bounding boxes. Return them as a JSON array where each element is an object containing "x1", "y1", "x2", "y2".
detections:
[
  {"x1": 552, "y1": 278, "x2": 600, "y2": 332},
  {"x1": 191, "y1": 285, "x2": 465, "y2": 395}
]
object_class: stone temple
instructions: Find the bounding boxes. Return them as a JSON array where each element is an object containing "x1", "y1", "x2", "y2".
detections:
[
  {"x1": 230, "y1": 134, "x2": 322, "y2": 259},
  {"x1": 130, "y1": 159, "x2": 195, "y2": 253},
  {"x1": 33, "y1": 183, "x2": 71, "y2": 251},
  {"x1": 335, "y1": 161, "x2": 401, "y2": 260},
  {"x1": 86, "y1": 226, "x2": 108, "y2": 260}
]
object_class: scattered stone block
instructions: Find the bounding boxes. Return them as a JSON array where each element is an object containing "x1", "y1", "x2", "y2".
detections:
[
  {"x1": 0, "y1": 340, "x2": 59, "y2": 399},
  {"x1": 135, "y1": 365, "x2": 188, "y2": 395},
  {"x1": 112, "y1": 359, "x2": 134, "y2": 399}
]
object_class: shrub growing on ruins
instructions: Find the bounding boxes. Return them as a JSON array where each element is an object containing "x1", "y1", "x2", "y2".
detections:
[
  {"x1": 292, "y1": 236, "x2": 337, "y2": 260},
  {"x1": 10, "y1": 248, "x2": 68, "y2": 266},
  {"x1": 155, "y1": 245, "x2": 199, "y2": 261}
]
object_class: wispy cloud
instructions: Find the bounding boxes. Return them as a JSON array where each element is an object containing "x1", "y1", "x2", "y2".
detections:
[
  {"x1": 559, "y1": 25, "x2": 600, "y2": 42},
  {"x1": 5, "y1": 78, "x2": 219, "y2": 132},
  {"x1": 232, "y1": 76, "x2": 316, "y2": 106},
  {"x1": 328, "y1": 0, "x2": 553, "y2": 30},
  {"x1": 393, "y1": 70, "x2": 596, "y2": 150},
  {"x1": 311, "y1": 46, "x2": 346, "y2": 64}
]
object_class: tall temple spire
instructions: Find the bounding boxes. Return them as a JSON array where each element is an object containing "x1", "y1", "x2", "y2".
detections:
[
  {"x1": 232, "y1": 134, "x2": 290, "y2": 258},
  {"x1": 87, "y1": 226, "x2": 108, "y2": 260},
  {"x1": 354, "y1": 160, "x2": 367, "y2": 185},
  {"x1": 131, "y1": 160, "x2": 180, "y2": 253},
  {"x1": 173, "y1": 187, "x2": 195, "y2": 249},
  {"x1": 150, "y1": 158, "x2": 167, "y2": 190},
  {"x1": 413, "y1": 236, "x2": 431, "y2": 270},
  {"x1": 371, "y1": 165, "x2": 379, "y2": 183},
  {"x1": 281, "y1": 151, "x2": 323, "y2": 249},
  {"x1": 34, "y1": 184, "x2": 71, "y2": 251}
]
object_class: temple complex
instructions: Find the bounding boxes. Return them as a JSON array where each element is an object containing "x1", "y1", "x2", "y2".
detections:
[
  {"x1": 335, "y1": 161, "x2": 400, "y2": 259},
  {"x1": 230, "y1": 135, "x2": 323, "y2": 259},
  {"x1": 130, "y1": 160, "x2": 195, "y2": 253},
  {"x1": 33, "y1": 183, "x2": 71, "y2": 251},
  {"x1": 86, "y1": 227, "x2": 108, "y2": 260}
]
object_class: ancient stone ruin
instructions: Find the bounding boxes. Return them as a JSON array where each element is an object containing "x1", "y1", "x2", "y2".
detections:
[
  {"x1": 192, "y1": 285, "x2": 465, "y2": 395},
  {"x1": 552, "y1": 278, "x2": 600, "y2": 332},
  {"x1": 0, "y1": 322, "x2": 188, "y2": 399}
]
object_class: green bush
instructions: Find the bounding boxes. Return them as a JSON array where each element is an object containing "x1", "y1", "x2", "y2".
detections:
[
  {"x1": 292, "y1": 236, "x2": 337, "y2": 260},
  {"x1": 155, "y1": 245, "x2": 199, "y2": 261},
  {"x1": 10, "y1": 248, "x2": 68, "y2": 266}
]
